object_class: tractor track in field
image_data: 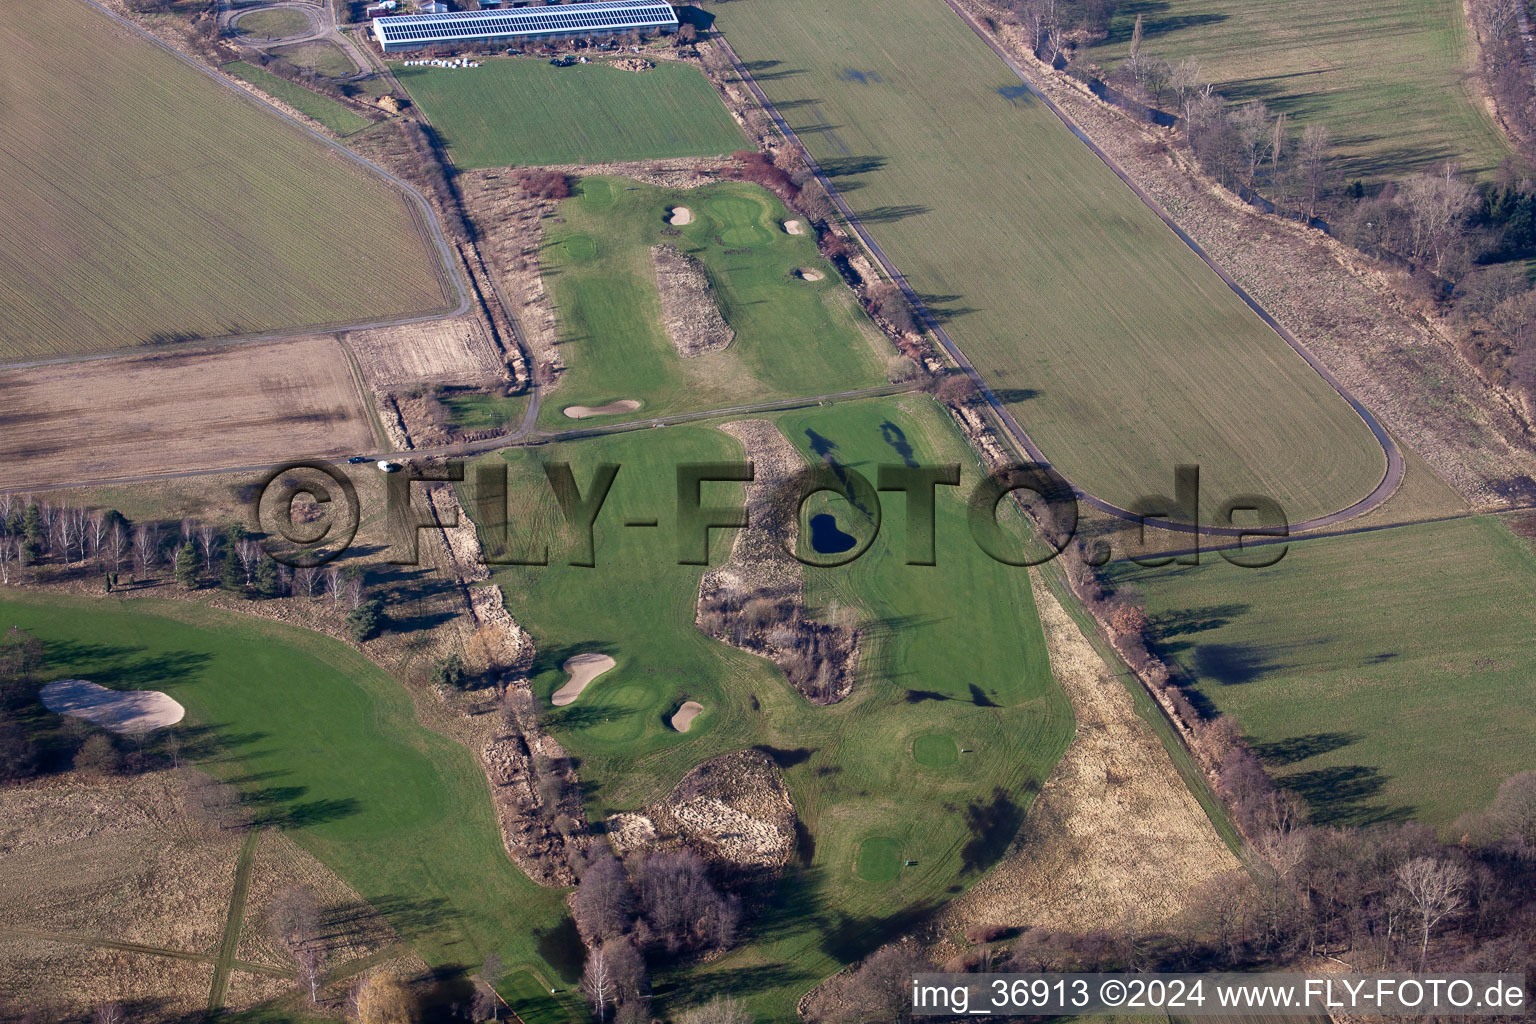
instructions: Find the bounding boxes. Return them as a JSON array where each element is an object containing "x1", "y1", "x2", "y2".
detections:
[{"x1": 712, "y1": 20, "x2": 1404, "y2": 538}]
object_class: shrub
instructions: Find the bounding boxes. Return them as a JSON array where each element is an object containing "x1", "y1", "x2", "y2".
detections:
[{"x1": 347, "y1": 598, "x2": 385, "y2": 642}]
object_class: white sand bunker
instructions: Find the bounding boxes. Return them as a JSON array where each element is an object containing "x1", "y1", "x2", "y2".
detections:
[
  {"x1": 41, "y1": 679, "x2": 184, "y2": 734},
  {"x1": 552, "y1": 653, "x2": 616, "y2": 706},
  {"x1": 782, "y1": 219, "x2": 805, "y2": 235},
  {"x1": 563, "y1": 399, "x2": 642, "y2": 419},
  {"x1": 796, "y1": 267, "x2": 825, "y2": 281},
  {"x1": 670, "y1": 700, "x2": 704, "y2": 732},
  {"x1": 669, "y1": 206, "x2": 693, "y2": 225}
]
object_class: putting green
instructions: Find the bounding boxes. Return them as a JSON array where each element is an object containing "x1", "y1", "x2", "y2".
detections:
[
  {"x1": 562, "y1": 234, "x2": 597, "y2": 263},
  {"x1": 912, "y1": 732, "x2": 959, "y2": 768},
  {"x1": 854, "y1": 836, "x2": 904, "y2": 882}
]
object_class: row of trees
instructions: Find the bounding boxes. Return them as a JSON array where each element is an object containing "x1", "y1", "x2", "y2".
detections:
[{"x1": 573, "y1": 850, "x2": 742, "y2": 1023}]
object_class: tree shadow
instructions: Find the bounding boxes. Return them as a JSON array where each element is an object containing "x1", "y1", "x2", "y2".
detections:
[
  {"x1": 1251, "y1": 731, "x2": 1360, "y2": 766},
  {"x1": 1281, "y1": 764, "x2": 1414, "y2": 827},
  {"x1": 960, "y1": 785, "x2": 1030, "y2": 874},
  {"x1": 1189, "y1": 642, "x2": 1284, "y2": 684},
  {"x1": 968, "y1": 683, "x2": 999, "y2": 708},
  {"x1": 533, "y1": 914, "x2": 585, "y2": 983},
  {"x1": 753, "y1": 744, "x2": 814, "y2": 768},
  {"x1": 856, "y1": 204, "x2": 930, "y2": 224},
  {"x1": 990, "y1": 387, "x2": 1041, "y2": 403},
  {"x1": 1148, "y1": 603, "x2": 1251, "y2": 642},
  {"x1": 819, "y1": 155, "x2": 886, "y2": 177}
]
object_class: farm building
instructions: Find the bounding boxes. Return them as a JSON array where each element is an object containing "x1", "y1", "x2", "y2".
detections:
[{"x1": 372, "y1": 0, "x2": 678, "y2": 51}]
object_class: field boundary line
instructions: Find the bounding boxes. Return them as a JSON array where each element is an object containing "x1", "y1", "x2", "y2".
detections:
[{"x1": 711, "y1": 21, "x2": 1403, "y2": 537}]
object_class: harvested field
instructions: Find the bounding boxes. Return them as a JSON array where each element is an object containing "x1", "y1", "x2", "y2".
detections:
[
  {"x1": 40, "y1": 679, "x2": 185, "y2": 733},
  {"x1": 0, "y1": 939, "x2": 212, "y2": 1022},
  {"x1": 0, "y1": 0, "x2": 446, "y2": 360},
  {"x1": 563, "y1": 399, "x2": 642, "y2": 418},
  {"x1": 0, "y1": 336, "x2": 373, "y2": 490},
  {"x1": 652, "y1": 244, "x2": 735, "y2": 357},
  {"x1": 940, "y1": 572, "x2": 1237, "y2": 937},
  {"x1": 551, "y1": 653, "x2": 616, "y2": 706},
  {"x1": 393, "y1": 59, "x2": 746, "y2": 168},
  {"x1": 344, "y1": 316, "x2": 505, "y2": 389},
  {"x1": 670, "y1": 700, "x2": 704, "y2": 731}
]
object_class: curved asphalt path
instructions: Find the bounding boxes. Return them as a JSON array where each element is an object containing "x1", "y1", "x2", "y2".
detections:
[{"x1": 714, "y1": 19, "x2": 1403, "y2": 538}]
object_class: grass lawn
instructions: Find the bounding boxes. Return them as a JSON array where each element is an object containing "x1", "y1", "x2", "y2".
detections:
[
  {"x1": 527, "y1": 176, "x2": 888, "y2": 431},
  {"x1": 1082, "y1": 0, "x2": 1517, "y2": 182},
  {"x1": 0, "y1": 0, "x2": 445, "y2": 360},
  {"x1": 467, "y1": 393, "x2": 1073, "y2": 1018},
  {"x1": 234, "y1": 7, "x2": 311, "y2": 38},
  {"x1": 226, "y1": 61, "x2": 373, "y2": 135},
  {"x1": 393, "y1": 58, "x2": 747, "y2": 168},
  {"x1": 271, "y1": 41, "x2": 360, "y2": 78},
  {"x1": 1107, "y1": 515, "x2": 1536, "y2": 827},
  {"x1": 715, "y1": 0, "x2": 1385, "y2": 523},
  {"x1": 0, "y1": 594, "x2": 584, "y2": 1016}
]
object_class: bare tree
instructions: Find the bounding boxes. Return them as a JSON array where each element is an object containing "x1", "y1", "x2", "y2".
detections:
[
  {"x1": 326, "y1": 565, "x2": 344, "y2": 607},
  {"x1": 197, "y1": 523, "x2": 218, "y2": 569},
  {"x1": 573, "y1": 854, "x2": 635, "y2": 944},
  {"x1": 91, "y1": 1003, "x2": 125, "y2": 1024},
  {"x1": 270, "y1": 886, "x2": 328, "y2": 1003},
  {"x1": 678, "y1": 995, "x2": 754, "y2": 1024},
  {"x1": 132, "y1": 523, "x2": 160, "y2": 577},
  {"x1": 1230, "y1": 100, "x2": 1273, "y2": 189},
  {"x1": 1397, "y1": 856, "x2": 1468, "y2": 969},
  {"x1": 1297, "y1": 123, "x2": 1332, "y2": 220},
  {"x1": 237, "y1": 537, "x2": 261, "y2": 587},
  {"x1": 1127, "y1": 12, "x2": 1144, "y2": 85},
  {"x1": 1487, "y1": 770, "x2": 1536, "y2": 856},
  {"x1": 582, "y1": 945, "x2": 612, "y2": 1023},
  {"x1": 1399, "y1": 163, "x2": 1480, "y2": 276},
  {"x1": 293, "y1": 566, "x2": 320, "y2": 600},
  {"x1": 108, "y1": 522, "x2": 129, "y2": 577},
  {"x1": 90, "y1": 512, "x2": 109, "y2": 566},
  {"x1": 0, "y1": 535, "x2": 14, "y2": 586}
]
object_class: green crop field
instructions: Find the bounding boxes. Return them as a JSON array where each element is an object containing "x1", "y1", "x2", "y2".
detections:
[
  {"x1": 527, "y1": 176, "x2": 887, "y2": 431},
  {"x1": 0, "y1": 593, "x2": 583, "y2": 1019},
  {"x1": 393, "y1": 58, "x2": 748, "y2": 168},
  {"x1": 467, "y1": 393, "x2": 1073, "y2": 1017},
  {"x1": 715, "y1": 0, "x2": 1385, "y2": 524},
  {"x1": 225, "y1": 61, "x2": 373, "y2": 135},
  {"x1": 1107, "y1": 515, "x2": 1536, "y2": 827},
  {"x1": 1082, "y1": 0, "x2": 1516, "y2": 182},
  {"x1": 0, "y1": 0, "x2": 447, "y2": 360}
]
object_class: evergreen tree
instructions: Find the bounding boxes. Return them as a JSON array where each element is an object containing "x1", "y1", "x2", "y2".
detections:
[
  {"x1": 174, "y1": 542, "x2": 200, "y2": 589},
  {"x1": 220, "y1": 544, "x2": 243, "y2": 592},
  {"x1": 347, "y1": 598, "x2": 384, "y2": 642},
  {"x1": 255, "y1": 554, "x2": 283, "y2": 598},
  {"x1": 21, "y1": 504, "x2": 43, "y2": 561}
]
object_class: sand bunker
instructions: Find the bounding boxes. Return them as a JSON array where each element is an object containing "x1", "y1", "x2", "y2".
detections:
[
  {"x1": 669, "y1": 206, "x2": 693, "y2": 225},
  {"x1": 563, "y1": 399, "x2": 642, "y2": 419},
  {"x1": 796, "y1": 267, "x2": 825, "y2": 281},
  {"x1": 552, "y1": 653, "x2": 616, "y2": 706},
  {"x1": 41, "y1": 679, "x2": 184, "y2": 734},
  {"x1": 670, "y1": 700, "x2": 704, "y2": 732},
  {"x1": 782, "y1": 219, "x2": 805, "y2": 235}
]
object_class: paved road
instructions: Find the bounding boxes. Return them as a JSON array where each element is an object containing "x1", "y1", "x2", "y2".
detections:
[{"x1": 714, "y1": 20, "x2": 1404, "y2": 538}]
